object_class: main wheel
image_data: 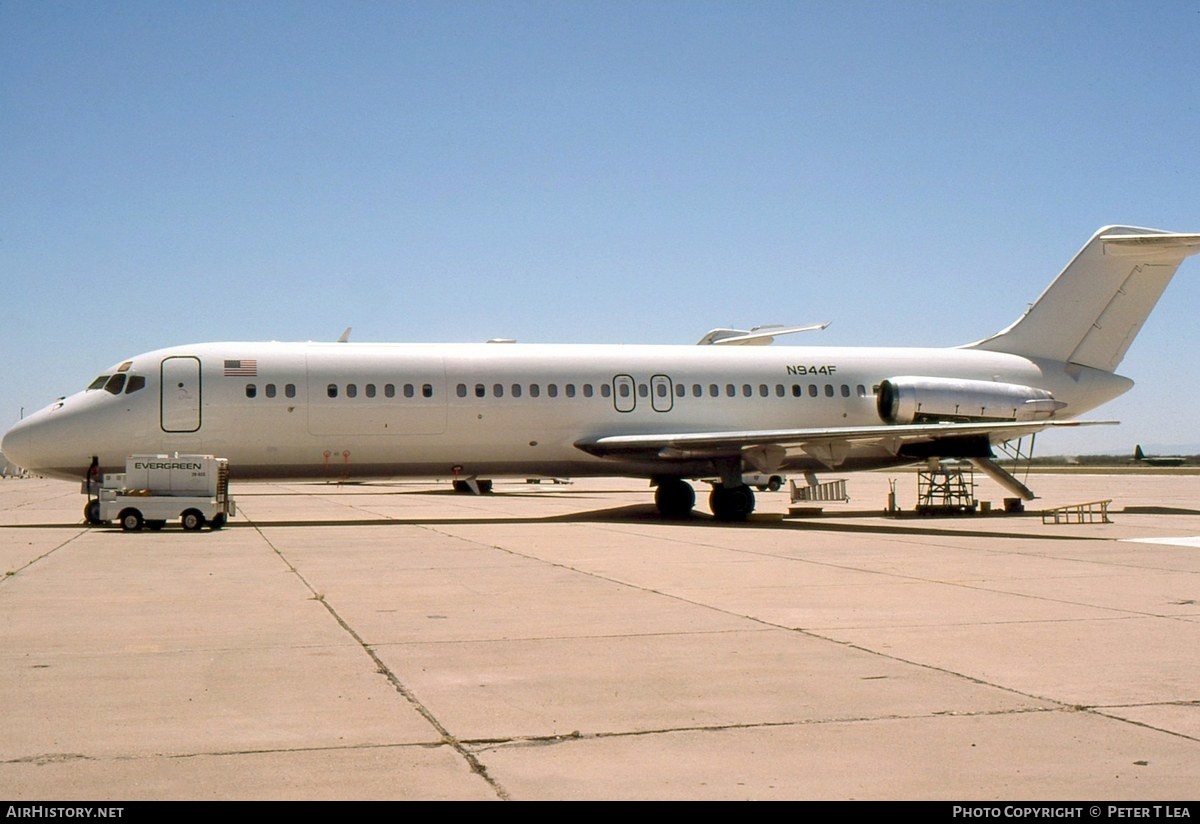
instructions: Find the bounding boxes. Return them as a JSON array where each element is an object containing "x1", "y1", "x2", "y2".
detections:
[
  {"x1": 85, "y1": 499, "x2": 103, "y2": 525},
  {"x1": 654, "y1": 479, "x2": 695, "y2": 518},
  {"x1": 146, "y1": 520, "x2": 166, "y2": 531},
  {"x1": 477, "y1": 479, "x2": 493, "y2": 494},
  {"x1": 210, "y1": 513, "x2": 227, "y2": 530},
  {"x1": 119, "y1": 508, "x2": 144, "y2": 532},
  {"x1": 766, "y1": 476, "x2": 783, "y2": 492},
  {"x1": 181, "y1": 509, "x2": 205, "y2": 531},
  {"x1": 709, "y1": 484, "x2": 756, "y2": 522}
]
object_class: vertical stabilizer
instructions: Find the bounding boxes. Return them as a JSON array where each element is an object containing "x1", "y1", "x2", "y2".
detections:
[{"x1": 967, "y1": 227, "x2": 1200, "y2": 371}]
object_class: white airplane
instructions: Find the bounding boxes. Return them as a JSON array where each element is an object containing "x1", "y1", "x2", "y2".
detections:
[{"x1": 4, "y1": 226, "x2": 1199, "y2": 522}]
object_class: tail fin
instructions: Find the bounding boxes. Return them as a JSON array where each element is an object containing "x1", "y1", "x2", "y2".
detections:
[
  {"x1": 1135, "y1": 444, "x2": 1146, "y2": 461},
  {"x1": 967, "y1": 226, "x2": 1200, "y2": 371}
]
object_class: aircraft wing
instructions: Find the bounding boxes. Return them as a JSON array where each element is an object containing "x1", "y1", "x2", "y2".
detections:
[{"x1": 575, "y1": 419, "x2": 1114, "y2": 471}]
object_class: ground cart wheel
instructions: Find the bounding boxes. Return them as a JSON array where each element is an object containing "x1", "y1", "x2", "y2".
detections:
[
  {"x1": 119, "y1": 508, "x2": 144, "y2": 532},
  {"x1": 181, "y1": 509, "x2": 205, "y2": 531}
]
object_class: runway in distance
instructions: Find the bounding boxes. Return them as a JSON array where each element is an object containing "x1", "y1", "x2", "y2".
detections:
[{"x1": 4, "y1": 226, "x2": 1199, "y2": 521}]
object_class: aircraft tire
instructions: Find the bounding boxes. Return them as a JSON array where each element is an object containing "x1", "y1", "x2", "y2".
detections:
[
  {"x1": 477, "y1": 479, "x2": 493, "y2": 494},
  {"x1": 767, "y1": 476, "x2": 783, "y2": 492},
  {"x1": 452, "y1": 480, "x2": 472, "y2": 494},
  {"x1": 181, "y1": 509, "x2": 205, "y2": 531},
  {"x1": 709, "y1": 484, "x2": 756, "y2": 522},
  {"x1": 210, "y1": 513, "x2": 227, "y2": 530},
  {"x1": 85, "y1": 499, "x2": 103, "y2": 525},
  {"x1": 147, "y1": 520, "x2": 166, "y2": 531},
  {"x1": 655, "y1": 479, "x2": 695, "y2": 518},
  {"x1": 119, "y1": 508, "x2": 144, "y2": 532}
]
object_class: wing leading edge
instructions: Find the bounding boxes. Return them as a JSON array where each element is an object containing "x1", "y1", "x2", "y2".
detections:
[{"x1": 575, "y1": 419, "x2": 1113, "y2": 472}]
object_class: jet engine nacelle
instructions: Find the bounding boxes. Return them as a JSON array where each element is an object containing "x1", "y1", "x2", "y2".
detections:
[{"x1": 877, "y1": 376, "x2": 1065, "y2": 425}]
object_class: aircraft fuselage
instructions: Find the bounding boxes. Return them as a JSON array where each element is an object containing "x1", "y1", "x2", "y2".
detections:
[{"x1": 2, "y1": 340, "x2": 1131, "y2": 483}]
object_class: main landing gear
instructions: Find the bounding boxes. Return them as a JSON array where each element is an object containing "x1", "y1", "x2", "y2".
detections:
[
  {"x1": 654, "y1": 478, "x2": 696, "y2": 518},
  {"x1": 653, "y1": 479, "x2": 756, "y2": 521},
  {"x1": 708, "y1": 483, "x2": 756, "y2": 522}
]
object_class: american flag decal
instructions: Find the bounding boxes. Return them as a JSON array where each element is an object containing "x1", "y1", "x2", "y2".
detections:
[{"x1": 224, "y1": 359, "x2": 258, "y2": 377}]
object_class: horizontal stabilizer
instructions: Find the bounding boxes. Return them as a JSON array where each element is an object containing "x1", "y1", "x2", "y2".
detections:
[{"x1": 697, "y1": 323, "x2": 829, "y2": 346}]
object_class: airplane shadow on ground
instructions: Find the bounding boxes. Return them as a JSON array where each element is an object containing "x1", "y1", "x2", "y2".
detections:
[
  {"x1": 1121, "y1": 506, "x2": 1200, "y2": 515},
  {"x1": 7, "y1": 512, "x2": 1097, "y2": 542},
  {"x1": 7, "y1": 503, "x2": 1197, "y2": 538}
]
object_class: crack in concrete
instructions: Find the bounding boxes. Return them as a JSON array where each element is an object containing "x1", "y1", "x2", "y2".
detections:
[
  {"x1": 246, "y1": 519, "x2": 512, "y2": 801},
  {"x1": 462, "y1": 704, "x2": 1064, "y2": 753},
  {"x1": 419, "y1": 521, "x2": 1198, "y2": 749},
  {"x1": 0, "y1": 528, "x2": 92, "y2": 586}
]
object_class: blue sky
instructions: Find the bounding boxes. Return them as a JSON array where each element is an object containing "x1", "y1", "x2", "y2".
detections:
[{"x1": 3, "y1": 1, "x2": 1198, "y2": 453}]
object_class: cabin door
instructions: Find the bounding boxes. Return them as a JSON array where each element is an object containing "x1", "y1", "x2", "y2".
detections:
[
  {"x1": 650, "y1": 374, "x2": 674, "y2": 412},
  {"x1": 160, "y1": 356, "x2": 202, "y2": 433},
  {"x1": 612, "y1": 374, "x2": 636, "y2": 413}
]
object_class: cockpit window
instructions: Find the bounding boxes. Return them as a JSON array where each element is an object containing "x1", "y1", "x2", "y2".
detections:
[
  {"x1": 124, "y1": 375, "x2": 146, "y2": 394},
  {"x1": 103, "y1": 374, "x2": 127, "y2": 395},
  {"x1": 87, "y1": 375, "x2": 110, "y2": 391},
  {"x1": 116, "y1": 361, "x2": 133, "y2": 373}
]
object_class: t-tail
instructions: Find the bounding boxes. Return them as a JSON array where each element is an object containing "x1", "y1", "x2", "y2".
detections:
[{"x1": 967, "y1": 226, "x2": 1200, "y2": 371}]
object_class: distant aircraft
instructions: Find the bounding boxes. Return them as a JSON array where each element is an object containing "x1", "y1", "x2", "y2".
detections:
[
  {"x1": 1133, "y1": 444, "x2": 1186, "y2": 467},
  {"x1": 4, "y1": 226, "x2": 1199, "y2": 522}
]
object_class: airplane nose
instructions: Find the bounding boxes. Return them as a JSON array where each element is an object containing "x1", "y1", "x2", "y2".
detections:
[
  {"x1": 1, "y1": 416, "x2": 36, "y2": 472},
  {"x1": 2, "y1": 399, "x2": 75, "y2": 478}
]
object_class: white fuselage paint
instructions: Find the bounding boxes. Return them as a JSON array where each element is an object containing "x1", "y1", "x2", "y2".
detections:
[{"x1": 2, "y1": 340, "x2": 1131, "y2": 483}]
